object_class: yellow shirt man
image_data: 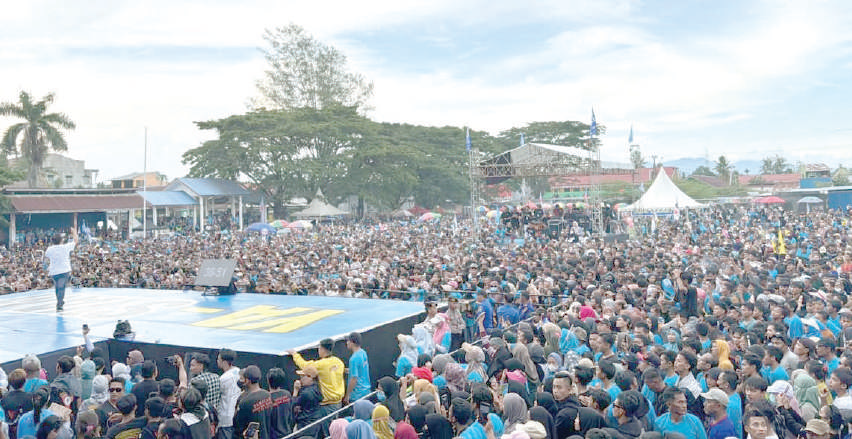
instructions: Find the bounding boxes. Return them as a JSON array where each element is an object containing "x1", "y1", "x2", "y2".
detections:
[{"x1": 289, "y1": 341, "x2": 345, "y2": 405}]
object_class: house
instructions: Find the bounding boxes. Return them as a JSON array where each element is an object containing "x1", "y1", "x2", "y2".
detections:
[
  {"x1": 7, "y1": 153, "x2": 98, "y2": 188},
  {"x1": 738, "y1": 173, "x2": 801, "y2": 192},
  {"x1": 109, "y1": 172, "x2": 169, "y2": 189}
]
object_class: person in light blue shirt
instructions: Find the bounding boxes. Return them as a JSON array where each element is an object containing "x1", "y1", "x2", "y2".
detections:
[
  {"x1": 345, "y1": 332, "x2": 371, "y2": 403},
  {"x1": 760, "y1": 345, "x2": 789, "y2": 385},
  {"x1": 654, "y1": 387, "x2": 707, "y2": 439}
]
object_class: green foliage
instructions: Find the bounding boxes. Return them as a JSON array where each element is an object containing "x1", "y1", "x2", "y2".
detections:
[
  {"x1": 761, "y1": 155, "x2": 793, "y2": 174},
  {"x1": 0, "y1": 91, "x2": 75, "y2": 187},
  {"x1": 833, "y1": 165, "x2": 849, "y2": 186},
  {"x1": 600, "y1": 181, "x2": 639, "y2": 202},
  {"x1": 692, "y1": 165, "x2": 716, "y2": 177},
  {"x1": 675, "y1": 177, "x2": 746, "y2": 200},
  {"x1": 629, "y1": 146, "x2": 646, "y2": 169},
  {"x1": 0, "y1": 159, "x2": 25, "y2": 227},
  {"x1": 495, "y1": 120, "x2": 603, "y2": 152},
  {"x1": 252, "y1": 24, "x2": 374, "y2": 111},
  {"x1": 714, "y1": 155, "x2": 732, "y2": 184}
]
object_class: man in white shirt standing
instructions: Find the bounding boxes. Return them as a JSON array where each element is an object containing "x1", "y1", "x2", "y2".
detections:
[
  {"x1": 44, "y1": 228, "x2": 77, "y2": 311},
  {"x1": 216, "y1": 348, "x2": 241, "y2": 439}
]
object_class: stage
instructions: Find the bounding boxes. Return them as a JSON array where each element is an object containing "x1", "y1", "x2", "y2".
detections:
[{"x1": 0, "y1": 288, "x2": 426, "y2": 365}]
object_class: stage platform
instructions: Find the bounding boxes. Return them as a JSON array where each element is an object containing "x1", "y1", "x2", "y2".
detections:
[{"x1": 0, "y1": 288, "x2": 425, "y2": 365}]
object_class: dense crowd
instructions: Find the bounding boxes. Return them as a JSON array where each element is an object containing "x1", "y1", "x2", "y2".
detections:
[{"x1": 4, "y1": 205, "x2": 852, "y2": 439}]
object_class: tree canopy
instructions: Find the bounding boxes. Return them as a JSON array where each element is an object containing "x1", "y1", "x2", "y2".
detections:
[
  {"x1": 760, "y1": 154, "x2": 793, "y2": 174},
  {"x1": 252, "y1": 24, "x2": 374, "y2": 112},
  {"x1": 0, "y1": 91, "x2": 75, "y2": 187}
]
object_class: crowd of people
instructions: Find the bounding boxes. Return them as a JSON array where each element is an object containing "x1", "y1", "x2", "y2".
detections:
[{"x1": 3, "y1": 204, "x2": 852, "y2": 439}]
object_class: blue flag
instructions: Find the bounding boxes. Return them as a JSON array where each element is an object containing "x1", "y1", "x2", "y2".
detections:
[
  {"x1": 590, "y1": 109, "x2": 597, "y2": 136},
  {"x1": 629, "y1": 124, "x2": 634, "y2": 143},
  {"x1": 520, "y1": 133, "x2": 525, "y2": 146},
  {"x1": 465, "y1": 128, "x2": 471, "y2": 152}
]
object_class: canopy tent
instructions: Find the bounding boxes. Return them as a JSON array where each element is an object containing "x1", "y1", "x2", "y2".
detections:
[
  {"x1": 292, "y1": 189, "x2": 350, "y2": 219},
  {"x1": 621, "y1": 168, "x2": 707, "y2": 212}
]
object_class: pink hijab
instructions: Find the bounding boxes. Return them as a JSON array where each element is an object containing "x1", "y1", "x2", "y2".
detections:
[{"x1": 330, "y1": 418, "x2": 350, "y2": 439}]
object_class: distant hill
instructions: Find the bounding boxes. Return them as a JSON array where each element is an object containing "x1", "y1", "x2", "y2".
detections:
[{"x1": 665, "y1": 157, "x2": 764, "y2": 176}]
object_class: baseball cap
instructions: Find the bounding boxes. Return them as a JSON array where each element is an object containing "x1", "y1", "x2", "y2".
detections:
[
  {"x1": 804, "y1": 419, "x2": 830, "y2": 436},
  {"x1": 699, "y1": 388, "x2": 729, "y2": 406},
  {"x1": 297, "y1": 366, "x2": 319, "y2": 378}
]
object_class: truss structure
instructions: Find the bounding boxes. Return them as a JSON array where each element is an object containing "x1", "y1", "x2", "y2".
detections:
[{"x1": 471, "y1": 142, "x2": 630, "y2": 235}]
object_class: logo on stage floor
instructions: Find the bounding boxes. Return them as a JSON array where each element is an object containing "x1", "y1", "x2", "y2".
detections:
[{"x1": 191, "y1": 305, "x2": 344, "y2": 333}]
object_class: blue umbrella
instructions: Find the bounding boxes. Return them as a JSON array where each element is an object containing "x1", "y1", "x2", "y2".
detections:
[{"x1": 245, "y1": 222, "x2": 276, "y2": 233}]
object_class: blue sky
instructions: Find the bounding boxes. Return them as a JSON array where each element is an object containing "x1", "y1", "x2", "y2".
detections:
[{"x1": 2, "y1": 0, "x2": 852, "y2": 181}]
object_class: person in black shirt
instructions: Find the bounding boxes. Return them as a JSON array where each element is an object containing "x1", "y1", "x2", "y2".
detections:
[
  {"x1": 140, "y1": 397, "x2": 166, "y2": 439},
  {"x1": 105, "y1": 394, "x2": 147, "y2": 439},
  {"x1": 266, "y1": 368, "x2": 293, "y2": 439},
  {"x1": 97, "y1": 377, "x2": 127, "y2": 432},
  {"x1": 2, "y1": 369, "x2": 33, "y2": 439},
  {"x1": 292, "y1": 367, "x2": 322, "y2": 438},
  {"x1": 132, "y1": 362, "x2": 160, "y2": 417},
  {"x1": 233, "y1": 366, "x2": 273, "y2": 439}
]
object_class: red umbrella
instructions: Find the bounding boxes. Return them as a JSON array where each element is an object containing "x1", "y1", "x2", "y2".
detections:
[{"x1": 754, "y1": 196, "x2": 785, "y2": 204}]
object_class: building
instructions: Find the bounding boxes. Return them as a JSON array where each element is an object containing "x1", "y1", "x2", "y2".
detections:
[
  {"x1": 738, "y1": 173, "x2": 801, "y2": 192},
  {"x1": 109, "y1": 171, "x2": 169, "y2": 189},
  {"x1": 8, "y1": 153, "x2": 98, "y2": 188}
]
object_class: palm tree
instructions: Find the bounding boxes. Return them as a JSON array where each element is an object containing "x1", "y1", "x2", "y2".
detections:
[{"x1": 1, "y1": 91, "x2": 76, "y2": 187}]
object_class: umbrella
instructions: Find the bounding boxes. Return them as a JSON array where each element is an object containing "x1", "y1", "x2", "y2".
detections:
[
  {"x1": 270, "y1": 219, "x2": 288, "y2": 228},
  {"x1": 391, "y1": 209, "x2": 413, "y2": 218},
  {"x1": 419, "y1": 212, "x2": 442, "y2": 221},
  {"x1": 754, "y1": 196, "x2": 785, "y2": 204},
  {"x1": 246, "y1": 222, "x2": 276, "y2": 233},
  {"x1": 485, "y1": 210, "x2": 500, "y2": 219},
  {"x1": 541, "y1": 203, "x2": 553, "y2": 210},
  {"x1": 526, "y1": 201, "x2": 538, "y2": 209},
  {"x1": 287, "y1": 220, "x2": 313, "y2": 229},
  {"x1": 476, "y1": 206, "x2": 488, "y2": 213},
  {"x1": 797, "y1": 196, "x2": 823, "y2": 204}
]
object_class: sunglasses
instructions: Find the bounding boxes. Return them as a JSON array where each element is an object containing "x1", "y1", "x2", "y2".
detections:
[{"x1": 109, "y1": 388, "x2": 123, "y2": 393}]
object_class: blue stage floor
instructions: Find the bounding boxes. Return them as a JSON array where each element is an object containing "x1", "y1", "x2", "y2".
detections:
[{"x1": 0, "y1": 288, "x2": 425, "y2": 364}]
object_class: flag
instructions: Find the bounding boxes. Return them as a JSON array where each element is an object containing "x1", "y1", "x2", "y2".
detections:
[
  {"x1": 590, "y1": 108, "x2": 597, "y2": 137},
  {"x1": 629, "y1": 125, "x2": 634, "y2": 144},
  {"x1": 520, "y1": 133, "x2": 525, "y2": 146},
  {"x1": 465, "y1": 128, "x2": 471, "y2": 152},
  {"x1": 81, "y1": 220, "x2": 91, "y2": 239}
]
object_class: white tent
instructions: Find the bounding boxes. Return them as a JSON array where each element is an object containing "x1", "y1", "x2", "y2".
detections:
[
  {"x1": 292, "y1": 189, "x2": 350, "y2": 218},
  {"x1": 622, "y1": 169, "x2": 707, "y2": 212}
]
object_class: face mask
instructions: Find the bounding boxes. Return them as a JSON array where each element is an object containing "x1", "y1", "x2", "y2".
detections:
[{"x1": 376, "y1": 390, "x2": 386, "y2": 402}]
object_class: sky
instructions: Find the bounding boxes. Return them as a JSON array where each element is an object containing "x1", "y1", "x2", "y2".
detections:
[{"x1": 2, "y1": 0, "x2": 852, "y2": 183}]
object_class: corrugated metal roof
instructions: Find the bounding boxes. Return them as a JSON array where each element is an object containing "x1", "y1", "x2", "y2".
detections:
[
  {"x1": 138, "y1": 190, "x2": 198, "y2": 207},
  {"x1": 169, "y1": 178, "x2": 250, "y2": 197},
  {"x1": 10, "y1": 194, "x2": 145, "y2": 213}
]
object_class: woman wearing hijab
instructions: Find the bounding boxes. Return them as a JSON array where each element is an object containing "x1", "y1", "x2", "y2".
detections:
[
  {"x1": 542, "y1": 323, "x2": 561, "y2": 356},
  {"x1": 81, "y1": 375, "x2": 109, "y2": 411},
  {"x1": 711, "y1": 340, "x2": 734, "y2": 370},
  {"x1": 354, "y1": 400, "x2": 376, "y2": 423},
  {"x1": 423, "y1": 414, "x2": 453, "y2": 439},
  {"x1": 432, "y1": 314, "x2": 451, "y2": 354},
  {"x1": 502, "y1": 393, "x2": 529, "y2": 434},
  {"x1": 487, "y1": 338, "x2": 513, "y2": 379},
  {"x1": 405, "y1": 406, "x2": 428, "y2": 438},
  {"x1": 462, "y1": 344, "x2": 487, "y2": 383},
  {"x1": 372, "y1": 405, "x2": 395, "y2": 439},
  {"x1": 379, "y1": 377, "x2": 406, "y2": 422},
  {"x1": 534, "y1": 392, "x2": 559, "y2": 419},
  {"x1": 793, "y1": 371, "x2": 821, "y2": 421},
  {"x1": 507, "y1": 381, "x2": 532, "y2": 409},
  {"x1": 330, "y1": 419, "x2": 351, "y2": 439},
  {"x1": 442, "y1": 363, "x2": 467, "y2": 394},
  {"x1": 397, "y1": 335, "x2": 419, "y2": 378},
  {"x1": 413, "y1": 325, "x2": 436, "y2": 358},
  {"x1": 346, "y1": 419, "x2": 378, "y2": 439},
  {"x1": 394, "y1": 422, "x2": 417, "y2": 439},
  {"x1": 511, "y1": 343, "x2": 539, "y2": 384},
  {"x1": 529, "y1": 406, "x2": 556, "y2": 439}
]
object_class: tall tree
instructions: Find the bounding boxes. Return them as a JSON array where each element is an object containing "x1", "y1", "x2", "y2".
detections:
[
  {"x1": 252, "y1": 24, "x2": 374, "y2": 111},
  {"x1": 629, "y1": 145, "x2": 646, "y2": 169},
  {"x1": 1, "y1": 92, "x2": 76, "y2": 187},
  {"x1": 714, "y1": 155, "x2": 733, "y2": 185},
  {"x1": 760, "y1": 154, "x2": 793, "y2": 174}
]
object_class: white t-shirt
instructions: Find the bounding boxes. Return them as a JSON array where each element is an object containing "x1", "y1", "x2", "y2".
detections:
[{"x1": 44, "y1": 241, "x2": 76, "y2": 276}]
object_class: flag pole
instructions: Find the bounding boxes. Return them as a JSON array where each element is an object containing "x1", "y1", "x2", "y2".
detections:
[{"x1": 142, "y1": 127, "x2": 147, "y2": 240}]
